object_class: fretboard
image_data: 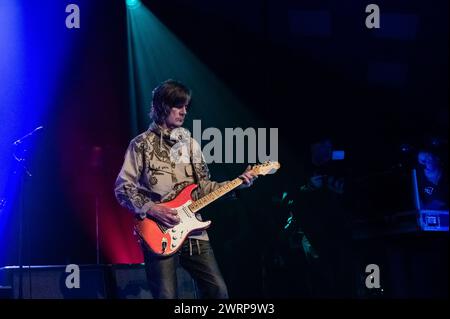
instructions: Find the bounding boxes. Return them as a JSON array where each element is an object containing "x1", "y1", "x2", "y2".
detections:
[{"x1": 188, "y1": 178, "x2": 243, "y2": 213}]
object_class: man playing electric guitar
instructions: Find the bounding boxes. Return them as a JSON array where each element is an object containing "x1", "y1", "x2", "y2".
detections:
[{"x1": 114, "y1": 79, "x2": 258, "y2": 299}]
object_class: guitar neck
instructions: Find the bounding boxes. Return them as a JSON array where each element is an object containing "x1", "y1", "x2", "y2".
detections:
[{"x1": 189, "y1": 178, "x2": 243, "y2": 213}]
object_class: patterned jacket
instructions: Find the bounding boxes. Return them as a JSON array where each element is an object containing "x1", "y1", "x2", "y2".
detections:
[{"x1": 114, "y1": 123, "x2": 228, "y2": 240}]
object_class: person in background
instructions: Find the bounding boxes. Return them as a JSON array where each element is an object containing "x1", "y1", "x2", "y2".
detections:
[
  {"x1": 416, "y1": 140, "x2": 448, "y2": 210},
  {"x1": 296, "y1": 137, "x2": 353, "y2": 298}
]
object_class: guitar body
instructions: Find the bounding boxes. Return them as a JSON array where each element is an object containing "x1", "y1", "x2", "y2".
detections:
[
  {"x1": 134, "y1": 184, "x2": 211, "y2": 256},
  {"x1": 134, "y1": 161, "x2": 280, "y2": 256}
]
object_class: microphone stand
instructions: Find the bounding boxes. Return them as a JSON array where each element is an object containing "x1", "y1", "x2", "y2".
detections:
[
  {"x1": 13, "y1": 144, "x2": 31, "y2": 299},
  {"x1": 11, "y1": 126, "x2": 43, "y2": 299}
]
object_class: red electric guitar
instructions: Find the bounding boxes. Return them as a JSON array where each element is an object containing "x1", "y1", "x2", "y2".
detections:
[{"x1": 135, "y1": 161, "x2": 280, "y2": 256}]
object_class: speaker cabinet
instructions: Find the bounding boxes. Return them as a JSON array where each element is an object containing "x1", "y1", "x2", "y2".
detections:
[
  {"x1": 0, "y1": 264, "x2": 198, "y2": 299},
  {"x1": 110, "y1": 263, "x2": 198, "y2": 299},
  {"x1": 4, "y1": 265, "x2": 109, "y2": 299}
]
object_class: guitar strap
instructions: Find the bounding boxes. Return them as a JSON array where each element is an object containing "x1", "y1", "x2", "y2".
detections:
[{"x1": 189, "y1": 137, "x2": 201, "y2": 184}]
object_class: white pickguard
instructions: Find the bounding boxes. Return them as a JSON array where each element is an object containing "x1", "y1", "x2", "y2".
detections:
[{"x1": 167, "y1": 201, "x2": 211, "y2": 251}]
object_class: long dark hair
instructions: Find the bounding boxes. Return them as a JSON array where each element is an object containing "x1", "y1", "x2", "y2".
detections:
[{"x1": 149, "y1": 79, "x2": 191, "y2": 125}]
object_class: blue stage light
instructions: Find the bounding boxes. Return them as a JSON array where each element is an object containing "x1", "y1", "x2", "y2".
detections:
[{"x1": 126, "y1": 0, "x2": 142, "y2": 9}]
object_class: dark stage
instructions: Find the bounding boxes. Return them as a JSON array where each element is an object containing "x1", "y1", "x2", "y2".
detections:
[{"x1": 0, "y1": 0, "x2": 448, "y2": 303}]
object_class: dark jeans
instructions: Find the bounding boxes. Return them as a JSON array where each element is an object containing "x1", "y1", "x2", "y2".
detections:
[{"x1": 142, "y1": 238, "x2": 229, "y2": 299}]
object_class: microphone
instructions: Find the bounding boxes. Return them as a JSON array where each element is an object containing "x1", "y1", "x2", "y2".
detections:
[{"x1": 13, "y1": 126, "x2": 44, "y2": 146}]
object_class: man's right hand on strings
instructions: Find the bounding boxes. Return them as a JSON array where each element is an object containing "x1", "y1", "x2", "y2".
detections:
[{"x1": 147, "y1": 204, "x2": 180, "y2": 227}]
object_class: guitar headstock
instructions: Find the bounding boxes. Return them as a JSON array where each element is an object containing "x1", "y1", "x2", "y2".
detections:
[{"x1": 252, "y1": 161, "x2": 281, "y2": 176}]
